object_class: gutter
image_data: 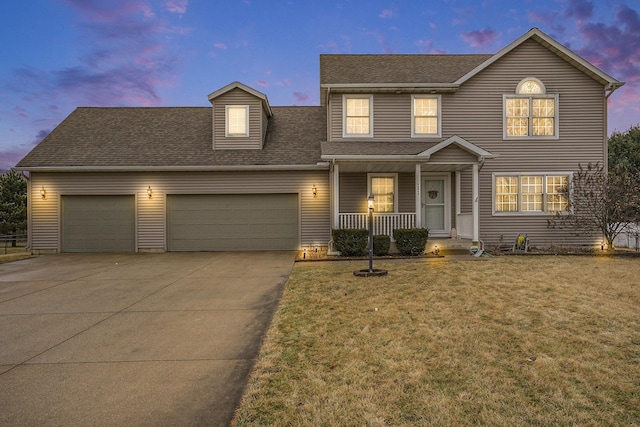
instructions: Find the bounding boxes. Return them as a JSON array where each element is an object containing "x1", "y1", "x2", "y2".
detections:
[
  {"x1": 12, "y1": 164, "x2": 331, "y2": 173},
  {"x1": 321, "y1": 154, "x2": 431, "y2": 162}
]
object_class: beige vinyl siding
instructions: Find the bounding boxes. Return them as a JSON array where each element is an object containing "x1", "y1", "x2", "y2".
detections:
[
  {"x1": 398, "y1": 173, "x2": 415, "y2": 213},
  {"x1": 444, "y1": 39, "x2": 607, "y2": 246},
  {"x1": 29, "y1": 170, "x2": 329, "y2": 252},
  {"x1": 212, "y1": 88, "x2": 264, "y2": 150},
  {"x1": 339, "y1": 173, "x2": 367, "y2": 213}
]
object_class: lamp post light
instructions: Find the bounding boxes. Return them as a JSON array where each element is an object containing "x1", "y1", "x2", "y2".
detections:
[{"x1": 354, "y1": 194, "x2": 388, "y2": 277}]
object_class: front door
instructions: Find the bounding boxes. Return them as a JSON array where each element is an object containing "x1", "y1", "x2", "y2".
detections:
[{"x1": 422, "y1": 176, "x2": 450, "y2": 236}]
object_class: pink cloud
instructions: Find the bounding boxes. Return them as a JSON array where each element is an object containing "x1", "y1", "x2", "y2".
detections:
[
  {"x1": 461, "y1": 28, "x2": 499, "y2": 49},
  {"x1": 293, "y1": 92, "x2": 309, "y2": 104},
  {"x1": 166, "y1": 0, "x2": 187, "y2": 15},
  {"x1": 379, "y1": 9, "x2": 394, "y2": 19},
  {"x1": 213, "y1": 42, "x2": 228, "y2": 49},
  {"x1": 416, "y1": 39, "x2": 448, "y2": 54},
  {"x1": 256, "y1": 80, "x2": 268, "y2": 88}
]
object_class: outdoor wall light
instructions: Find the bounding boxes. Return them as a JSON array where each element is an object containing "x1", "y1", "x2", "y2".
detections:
[
  {"x1": 147, "y1": 186, "x2": 153, "y2": 199},
  {"x1": 367, "y1": 193, "x2": 375, "y2": 210},
  {"x1": 312, "y1": 184, "x2": 317, "y2": 198},
  {"x1": 40, "y1": 185, "x2": 46, "y2": 199}
]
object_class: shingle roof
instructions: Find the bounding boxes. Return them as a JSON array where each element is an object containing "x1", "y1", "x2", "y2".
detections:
[
  {"x1": 16, "y1": 106, "x2": 326, "y2": 168},
  {"x1": 320, "y1": 54, "x2": 492, "y2": 85},
  {"x1": 321, "y1": 141, "x2": 438, "y2": 156}
]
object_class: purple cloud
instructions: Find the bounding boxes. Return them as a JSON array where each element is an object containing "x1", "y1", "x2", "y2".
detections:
[
  {"x1": 416, "y1": 39, "x2": 448, "y2": 54},
  {"x1": 461, "y1": 28, "x2": 499, "y2": 49},
  {"x1": 379, "y1": 9, "x2": 394, "y2": 19},
  {"x1": 564, "y1": 0, "x2": 593, "y2": 21},
  {"x1": 293, "y1": 91, "x2": 309, "y2": 104},
  {"x1": 256, "y1": 80, "x2": 268, "y2": 88}
]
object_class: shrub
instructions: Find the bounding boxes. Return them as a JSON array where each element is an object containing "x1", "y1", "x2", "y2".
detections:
[
  {"x1": 373, "y1": 234, "x2": 390, "y2": 256},
  {"x1": 393, "y1": 228, "x2": 429, "y2": 256},
  {"x1": 332, "y1": 229, "x2": 368, "y2": 256}
]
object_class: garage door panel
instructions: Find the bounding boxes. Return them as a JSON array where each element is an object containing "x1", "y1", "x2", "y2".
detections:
[
  {"x1": 167, "y1": 194, "x2": 298, "y2": 251},
  {"x1": 62, "y1": 195, "x2": 135, "y2": 253}
]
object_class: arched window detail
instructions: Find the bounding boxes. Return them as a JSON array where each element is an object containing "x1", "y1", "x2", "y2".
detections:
[
  {"x1": 516, "y1": 78, "x2": 545, "y2": 94},
  {"x1": 504, "y1": 77, "x2": 558, "y2": 139}
]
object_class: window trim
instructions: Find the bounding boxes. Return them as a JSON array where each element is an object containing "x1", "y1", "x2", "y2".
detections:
[
  {"x1": 343, "y1": 94, "x2": 373, "y2": 138},
  {"x1": 225, "y1": 105, "x2": 250, "y2": 137},
  {"x1": 367, "y1": 173, "x2": 398, "y2": 213},
  {"x1": 411, "y1": 94, "x2": 441, "y2": 138},
  {"x1": 503, "y1": 77, "x2": 559, "y2": 140},
  {"x1": 492, "y1": 172, "x2": 572, "y2": 216}
]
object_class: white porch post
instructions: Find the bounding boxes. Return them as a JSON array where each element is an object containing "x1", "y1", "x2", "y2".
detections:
[
  {"x1": 472, "y1": 163, "x2": 479, "y2": 241},
  {"x1": 415, "y1": 163, "x2": 421, "y2": 228},
  {"x1": 332, "y1": 162, "x2": 340, "y2": 229}
]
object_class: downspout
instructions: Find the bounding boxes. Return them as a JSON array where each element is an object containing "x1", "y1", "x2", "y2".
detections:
[{"x1": 604, "y1": 82, "x2": 624, "y2": 174}]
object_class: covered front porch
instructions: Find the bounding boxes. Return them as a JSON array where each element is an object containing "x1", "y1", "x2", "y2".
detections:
[{"x1": 323, "y1": 135, "x2": 495, "y2": 244}]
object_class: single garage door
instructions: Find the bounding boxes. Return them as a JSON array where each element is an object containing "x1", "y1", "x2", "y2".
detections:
[
  {"x1": 62, "y1": 195, "x2": 135, "y2": 253},
  {"x1": 167, "y1": 194, "x2": 298, "y2": 251}
]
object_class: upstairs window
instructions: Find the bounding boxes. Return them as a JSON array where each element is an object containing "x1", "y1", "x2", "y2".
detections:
[
  {"x1": 344, "y1": 95, "x2": 373, "y2": 137},
  {"x1": 494, "y1": 173, "x2": 569, "y2": 214},
  {"x1": 412, "y1": 95, "x2": 441, "y2": 137},
  {"x1": 226, "y1": 105, "x2": 249, "y2": 137},
  {"x1": 504, "y1": 78, "x2": 558, "y2": 139},
  {"x1": 369, "y1": 174, "x2": 397, "y2": 213}
]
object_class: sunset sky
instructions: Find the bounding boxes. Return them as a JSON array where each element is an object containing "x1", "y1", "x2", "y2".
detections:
[{"x1": 1, "y1": 0, "x2": 638, "y2": 170}]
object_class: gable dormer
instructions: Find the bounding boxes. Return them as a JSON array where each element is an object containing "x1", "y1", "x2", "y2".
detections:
[{"x1": 208, "y1": 81, "x2": 273, "y2": 150}]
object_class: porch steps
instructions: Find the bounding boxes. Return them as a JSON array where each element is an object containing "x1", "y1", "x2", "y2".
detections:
[{"x1": 426, "y1": 238, "x2": 473, "y2": 256}]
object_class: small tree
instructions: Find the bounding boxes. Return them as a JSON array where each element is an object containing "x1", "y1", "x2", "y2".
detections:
[
  {"x1": 547, "y1": 162, "x2": 640, "y2": 248},
  {"x1": 0, "y1": 170, "x2": 27, "y2": 246},
  {"x1": 609, "y1": 124, "x2": 640, "y2": 171}
]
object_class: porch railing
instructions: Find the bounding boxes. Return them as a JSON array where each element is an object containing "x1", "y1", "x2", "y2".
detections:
[{"x1": 338, "y1": 213, "x2": 416, "y2": 239}]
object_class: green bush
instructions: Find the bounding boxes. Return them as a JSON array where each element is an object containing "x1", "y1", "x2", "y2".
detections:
[
  {"x1": 393, "y1": 228, "x2": 429, "y2": 256},
  {"x1": 373, "y1": 234, "x2": 390, "y2": 256},
  {"x1": 332, "y1": 229, "x2": 368, "y2": 256}
]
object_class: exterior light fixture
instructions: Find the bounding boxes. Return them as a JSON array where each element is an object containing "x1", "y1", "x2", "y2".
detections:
[
  {"x1": 40, "y1": 185, "x2": 46, "y2": 199},
  {"x1": 367, "y1": 193, "x2": 375, "y2": 211},
  {"x1": 312, "y1": 184, "x2": 317, "y2": 198},
  {"x1": 434, "y1": 245, "x2": 440, "y2": 256},
  {"x1": 147, "y1": 186, "x2": 153, "y2": 199}
]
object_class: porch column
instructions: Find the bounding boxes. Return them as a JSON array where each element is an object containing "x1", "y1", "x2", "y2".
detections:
[
  {"x1": 472, "y1": 163, "x2": 479, "y2": 241},
  {"x1": 415, "y1": 163, "x2": 421, "y2": 228},
  {"x1": 332, "y1": 162, "x2": 340, "y2": 229}
]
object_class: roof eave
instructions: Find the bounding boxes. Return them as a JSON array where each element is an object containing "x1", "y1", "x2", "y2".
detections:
[
  {"x1": 321, "y1": 83, "x2": 460, "y2": 93},
  {"x1": 13, "y1": 164, "x2": 329, "y2": 173}
]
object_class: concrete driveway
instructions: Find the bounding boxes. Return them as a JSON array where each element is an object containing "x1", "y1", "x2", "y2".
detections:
[{"x1": 0, "y1": 252, "x2": 295, "y2": 427}]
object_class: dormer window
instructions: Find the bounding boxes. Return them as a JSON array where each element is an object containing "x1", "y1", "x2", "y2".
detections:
[
  {"x1": 226, "y1": 105, "x2": 249, "y2": 137},
  {"x1": 504, "y1": 78, "x2": 558, "y2": 139}
]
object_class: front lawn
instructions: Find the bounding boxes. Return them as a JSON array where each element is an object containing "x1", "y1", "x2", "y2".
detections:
[{"x1": 233, "y1": 256, "x2": 640, "y2": 426}]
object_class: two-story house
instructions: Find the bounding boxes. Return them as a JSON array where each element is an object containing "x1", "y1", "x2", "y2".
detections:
[{"x1": 15, "y1": 28, "x2": 623, "y2": 254}]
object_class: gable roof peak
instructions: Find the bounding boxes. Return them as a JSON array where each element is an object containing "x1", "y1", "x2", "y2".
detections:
[
  {"x1": 455, "y1": 27, "x2": 624, "y2": 90},
  {"x1": 207, "y1": 81, "x2": 273, "y2": 116}
]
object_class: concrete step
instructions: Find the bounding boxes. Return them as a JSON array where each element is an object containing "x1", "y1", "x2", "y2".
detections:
[{"x1": 426, "y1": 238, "x2": 473, "y2": 256}]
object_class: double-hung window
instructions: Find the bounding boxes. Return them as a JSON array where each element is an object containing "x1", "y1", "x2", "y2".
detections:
[
  {"x1": 226, "y1": 105, "x2": 249, "y2": 137},
  {"x1": 344, "y1": 95, "x2": 373, "y2": 137},
  {"x1": 494, "y1": 173, "x2": 569, "y2": 214},
  {"x1": 412, "y1": 95, "x2": 441, "y2": 137},
  {"x1": 504, "y1": 78, "x2": 558, "y2": 138},
  {"x1": 368, "y1": 174, "x2": 397, "y2": 213}
]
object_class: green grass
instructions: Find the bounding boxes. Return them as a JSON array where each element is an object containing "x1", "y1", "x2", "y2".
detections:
[{"x1": 233, "y1": 256, "x2": 640, "y2": 426}]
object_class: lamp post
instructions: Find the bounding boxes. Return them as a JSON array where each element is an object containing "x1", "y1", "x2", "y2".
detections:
[
  {"x1": 368, "y1": 193, "x2": 375, "y2": 273},
  {"x1": 354, "y1": 194, "x2": 388, "y2": 277}
]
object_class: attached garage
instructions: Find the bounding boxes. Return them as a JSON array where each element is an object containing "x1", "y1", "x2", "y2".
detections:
[
  {"x1": 167, "y1": 194, "x2": 299, "y2": 251},
  {"x1": 62, "y1": 195, "x2": 135, "y2": 253}
]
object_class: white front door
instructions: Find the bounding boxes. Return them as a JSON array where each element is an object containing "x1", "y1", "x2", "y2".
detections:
[{"x1": 422, "y1": 175, "x2": 450, "y2": 236}]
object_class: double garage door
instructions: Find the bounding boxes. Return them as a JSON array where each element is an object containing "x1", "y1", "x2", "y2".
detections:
[{"x1": 61, "y1": 194, "x2": 298, "y2": 252}]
